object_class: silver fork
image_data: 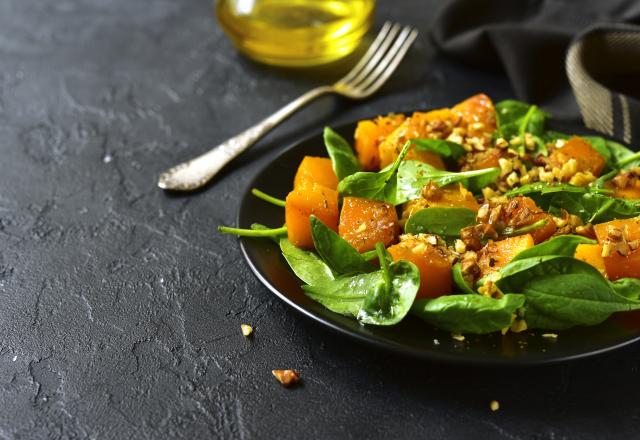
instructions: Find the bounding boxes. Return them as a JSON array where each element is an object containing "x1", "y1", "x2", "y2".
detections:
[{"x1": 158, "y1": 22, "x2": 418, "y2": 191}]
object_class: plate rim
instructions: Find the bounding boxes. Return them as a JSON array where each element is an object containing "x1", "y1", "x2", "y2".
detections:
[{"x1": 236, "y1": 116, "x2": 640, "y2": 366}]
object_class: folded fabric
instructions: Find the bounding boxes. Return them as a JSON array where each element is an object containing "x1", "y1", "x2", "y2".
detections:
[
  {"x1": 431, "y1": 0, "x2": 640, "y2": 144},
  {"x1": 568, "y1": 24, "x2": 640, "y2": 145}
]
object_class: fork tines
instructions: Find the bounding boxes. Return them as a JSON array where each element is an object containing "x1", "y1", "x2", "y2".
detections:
[{"x1": 336, "y1": 22, "x2": 419, "y2": 97}]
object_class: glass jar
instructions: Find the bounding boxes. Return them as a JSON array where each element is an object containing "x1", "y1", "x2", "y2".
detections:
[{"x1": 216, "y1": 0, "x2": 376, "y2": 67}]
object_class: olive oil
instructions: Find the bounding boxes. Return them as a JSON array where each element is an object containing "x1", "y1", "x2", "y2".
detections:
[{"x1": 216, "y1": 0, "x2": 376, "y2": 66}]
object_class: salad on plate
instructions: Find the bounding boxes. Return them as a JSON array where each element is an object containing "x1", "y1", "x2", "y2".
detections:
[{"x1": 220, "y1": 94, "x2": 640, "y2": 336}]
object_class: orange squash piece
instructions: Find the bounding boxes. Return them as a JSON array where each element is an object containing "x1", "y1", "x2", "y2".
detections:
[
  {"x1": 378, "y1": 109, "x2": 451, "y2": 169},
  {"x1": 339, "y1": 197, "x2": 400, "y2": 253},
  {"x1": 500, "y1": 196, "x2": 557, "y2": 244},
  {"x1": 477, "y1": 234, "x2": 535, "y2": 278},
  {"x1": 451, "y1": 93, "x2": 497, "y2": 139},
  {"x1": 354, "y1": 114, "x2": 406, "y2": 171},
  {"x1": 594, "y1": 217, "x2": 640, "y2": 280},
  {"x1": 402, "y1": 183, "x2": 480, "y2": 221},
  {"x1": 285, "y1": 183, "x2": 339, "y2": 249},
  {"x1": 605, "y1": 181, "x2": 640, "y2": 200},
  {"x1": 461, "y1": 148, "x2": 503, "y2": 171},
  {"x1": 293, "y1": 156, "x2": 339, "y2": 190},
  {"x1": 387, "y1": 236, "x2": 452, "y2": 299},
  {"x1": 547, "y1": 136, "x2": 606, "y2": 178},
  {"x1": 575, "y1": 244, "x2": 607, "y2": 275}
]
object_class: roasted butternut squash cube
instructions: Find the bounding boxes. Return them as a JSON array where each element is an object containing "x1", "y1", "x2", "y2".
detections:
[
  {"x1": 354, "y1": 114, "x2": 406, "y2": 171},
  {"x1": 285, "y1": 183, "x2": 339, "y2": 249},
  {"x1": 575, "y1": 244, "x2": 607, "y2": 275},
  {"x1": 293, "y1": 156, "x2": 339, "y2": 190},
  {"x1": 378, "y1": 109, "x2": 451, "y2": 169},
  {"x1": 402, "y1": 183, "x2": 479, "y2": 221},
  {"x1": 451, "y1": 93, "x2": 497, "y2": 139},
  {"x1": 387, "y1": 236, "x2": 452, "y2": 299},
  {"x1": 547, "y1": 136, "x2": 606, "y2": 178},
  {"x1": 477, "y1": 234, "x2": 535, "y2": 278},
  {"x1": 461, "y1": 148, "x2": 503, "y2": 171},
  {"x1": 594, "y1": 217, "x2": 640, "y2": 280},
  {"x1": 500, "y1": 196, "x2": 557, "y2": 244},
  {"x1": 339, "y1": 197, "x2": 400, "y2": 253}
]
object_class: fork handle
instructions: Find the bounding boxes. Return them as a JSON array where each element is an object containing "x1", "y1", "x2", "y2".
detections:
[{"x1": 158, "y1": 85, "x2": 334, "y2": 191}]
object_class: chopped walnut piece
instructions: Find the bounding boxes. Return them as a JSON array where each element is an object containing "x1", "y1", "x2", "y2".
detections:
[
  {"x1": 490, "y1": 400, "x2": 500, "y2": 412},
  {"x1": 601, "y1": 225, "x2": 631, "y2": 257},
  {"x1": 272, "y1": 370, "x2": 300, "y2": 387},
  {"x1": 574, "y1": 224, "x2": 595, "y2": 239},
  {"x1": 478, "y1": 280, "x2": 503, "y2": 299},
  {"x1": 460, "y1": 251, "x2": 480, "y2": 284}
]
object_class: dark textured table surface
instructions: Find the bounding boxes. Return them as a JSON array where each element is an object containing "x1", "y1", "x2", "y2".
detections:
[{"x1": 2, "y1": 1, "x2": 640, "y2": 439}]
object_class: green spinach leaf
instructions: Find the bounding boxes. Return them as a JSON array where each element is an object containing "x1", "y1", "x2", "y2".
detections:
[
  {"x1": 310, "y1": 215, "x2": 373, "y2": 275},
  {"x1": 279, "y1": 238, "x2": 335, "y2": 285},
  {"x1": 452, "y1": 263, "x2": 476, "y2": 295},
  {"x1": 497, "y1": 257, "x2": 640, "y2": 329},
  {"x1": 396, "y1": 160, "x2": 499, "y2": 202},
  {"x1": 404, "y1": 207, "x2": 476, "y2": 240},
  {"x1": 337, "y1": 141, "x2": 411, "y2": 204},
  {"x1": 302, "y1": 256, "x2": 419, "y2": 326},
  {"x1": 496, "y1": 100, "x2": 549, "y2": 139},
  {"x1": 358, "y1": 246, "x2": 420, "y2": 325},
  {"x1": 324, "y1": 127, "x2": 361, "y2": 180},
  {"x1": 303, "y1": 271, "x2": 381, "y2": 316},
  {"x1": 412, "y1": 294, "x2": 525, "y2": 334},
  {"x1": 611, "y1": 278, "x2": 640, "y2": 301}
]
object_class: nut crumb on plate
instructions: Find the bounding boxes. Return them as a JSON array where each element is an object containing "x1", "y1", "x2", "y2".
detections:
[
  {"x1": 451, "y1": 333, "x2": 465, "y2": 342},
  {"x1": 490, "y1": 400, "x2": 500, "y2": 411},
  {"x1": 542, "y1": 333, "x2": 558, "y2": 339}
]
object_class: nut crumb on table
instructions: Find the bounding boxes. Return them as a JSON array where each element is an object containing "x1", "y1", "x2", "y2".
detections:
[
  {"x1": 241, "y1": 324, "x2": 253, "y2": 337},
  {"x1": 272, "y1": 369, "x2": 300, "y2": 387}
]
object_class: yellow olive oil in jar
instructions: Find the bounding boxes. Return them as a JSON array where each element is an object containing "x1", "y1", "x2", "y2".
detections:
[{"x1": 216, "y1": 0, "x2": 376, "y2": 66}]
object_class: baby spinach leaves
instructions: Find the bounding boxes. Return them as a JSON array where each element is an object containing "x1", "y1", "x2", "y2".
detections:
[
  {"x1": 303, "y1": 243, "x2": 420, "y2": 326},
  {"x1": 323, "y1": 127, "x2": 361, "y2": 180},
  {"x1": 303, "y1": 271, "x2": 381, "y2": 317},
  {"x1": 496, "y1": 99, "x2": 549, "y2": 139},
  {"x1": 337, "y1": 141, "x2": 411, "y2": 204},
  {"x1": 358, "y1": 244, "x2": 420, "y2": 325},
  {"x1": 396, "y1": 160, "x2": 499, "y2": 202},
  {"x1": 279, "y1": 238, "x2": 335, "y2": 285},
  {"x1": 404, "y1": 207, "x2": 476, "y2": 240},
  {"x1": 497, "y1": 257, "x2": 640, "y2": 330},
  {"x1": 495, "y1": 100, "x2": 549, "y2": 155},
  {"x1": 611, "y1": 278, "x2": 640, "y2": 301},
  {"x1": 412, "y1": 294, "x2": 525, "y2": 334},
  {"x1": 310, "y1": 215, "x2": 372, "y2": 275}
]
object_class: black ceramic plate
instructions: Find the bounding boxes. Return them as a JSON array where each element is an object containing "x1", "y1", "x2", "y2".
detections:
[{"x1": 238, "y1": 118, "x2": 640, "y2": 365}]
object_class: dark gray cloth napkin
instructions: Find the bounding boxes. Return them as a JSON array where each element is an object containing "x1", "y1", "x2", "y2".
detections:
[{"x1": 431, "y1": 0, "x2": 640, "y2": 145}]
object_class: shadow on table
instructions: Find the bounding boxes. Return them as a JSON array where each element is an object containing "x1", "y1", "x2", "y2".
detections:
[{"x1": 304, "y1": 317, "x2": 640, "y2": 417}]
